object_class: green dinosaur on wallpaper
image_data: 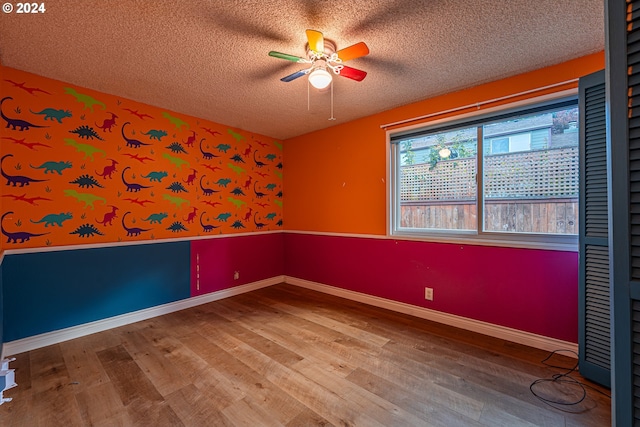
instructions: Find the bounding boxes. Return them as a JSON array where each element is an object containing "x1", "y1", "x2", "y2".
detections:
[
  {"x1": 29, "y1": 108, "x2": 72, "y2": 124},
  {"x1": 162, "y1": 193, "x2": 190, "y2": 209},
  {"x1": 64, "y1": 138, "x2": 106, "y2": 161},
  {"x1": 64, "y1": 189, "x2": 107, "y2": 209},
  {"x1": 265, "y1": 183, "x2": 277, "y2": 191},
  {"x1": 265, "y1": 154, "x2": 277, "y2": 161},
  {"x1": 162, "y1": 112, "x2": 190, "y2": 130},
  {"x1": 30, "y1": 160, "x2": 72, "y2": 175},
  {"x1": 162, "y1": 153, "x2": 190, "y2": 169},
  {"x1": 141, "y1": 212, "x2": 168, "y2": 224},
  {"x1": 265, "y1": 212, "x2": 277, "y2": 220},
  {"x1": 228, "y1": 197, "x2": 246, "y2": 209},
  {"x1": 227, "y1": 129, "x2": 245, "y2": 142},
  {"x1": 64, "y1": 88, "x2": 106, "y2": 112},
  {"x1": 143, "y1": 129, "x2": 168, "y2": 141},
  {"x1": 273, "y1": 199, "x2": 283, "y2": 208},
  {"x1": 141, "y1": 171, "x2": 168, "y2": 182},
  {"x1": 273, "y1": 141, "x2": 283, "y2": 151},
  {"x1": 227, "y1": 163, "x2": 245, "y2": 175},
  {"x1": 30, "y1": 212, "x2": 73, "y2": 227}
]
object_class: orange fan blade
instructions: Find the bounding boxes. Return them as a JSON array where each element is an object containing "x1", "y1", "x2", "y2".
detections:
[
  {"x1": 337, "y1": 42, "x2": 369, "y2": 61},
  {"x1": 306, "y1": 29, "x2": 324, "y2": 53},
  {"x1": 339, "y1": 65, "x2": 367, "y2": 82}
]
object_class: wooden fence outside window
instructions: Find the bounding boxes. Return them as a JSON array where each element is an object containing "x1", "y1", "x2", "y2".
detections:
[{"x1": 399, "y1": 146, "x2": 578, "y2": 234}]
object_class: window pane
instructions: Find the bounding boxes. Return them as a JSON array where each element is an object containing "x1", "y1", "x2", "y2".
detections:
[
  {"x1": 482, "y1": 106, "x2": 579, "y2": 234},
  {"x1": 398, "y1": 127, "x2": 477, "y2": 231}
]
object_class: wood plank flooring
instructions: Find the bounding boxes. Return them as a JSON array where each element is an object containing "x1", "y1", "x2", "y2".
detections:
[{"x1": 0, "y1": 283, "x2": 611, "y2": 426}]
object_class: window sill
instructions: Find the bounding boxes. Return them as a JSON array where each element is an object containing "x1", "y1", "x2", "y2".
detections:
[{"x1": 389, "y1": 230, "x2": 578, "y2": 252}]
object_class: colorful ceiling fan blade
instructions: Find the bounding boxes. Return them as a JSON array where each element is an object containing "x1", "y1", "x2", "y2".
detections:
[
  {"x1": 280, "y1": 70, "x2": 308, "y2": 82},
  {"x1": 306, "y1": 29, "x2": 324, "y2": 53},
  {"x1": 269, "y1": 51, "x2": 307, "y2": 62},
  {"x1": 338, "y1": 65, "x2": 367, "y2": 82},
  {"x1": 336, "y1": 42, "x2": 369, "y2": 62}
]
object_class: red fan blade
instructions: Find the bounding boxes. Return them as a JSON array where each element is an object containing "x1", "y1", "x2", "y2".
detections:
[
  {"x1": 338, "y1": 65, "x2": 367, "y2": 82},
  {"x1": 336, "y1": 42, "x2": 369, "y2": 61},
  {"x1": 306, "y1": 29, "x2": 324, "y2": 53}
]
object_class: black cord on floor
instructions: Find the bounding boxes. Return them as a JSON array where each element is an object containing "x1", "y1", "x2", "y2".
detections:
[{"x1": 529, "y1": 349, "x2": 611, "y2": 411}]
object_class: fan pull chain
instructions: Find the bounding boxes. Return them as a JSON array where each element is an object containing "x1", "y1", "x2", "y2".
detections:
[{"x1": 329, "y1": 80, "x2": 336, "y2": 121}]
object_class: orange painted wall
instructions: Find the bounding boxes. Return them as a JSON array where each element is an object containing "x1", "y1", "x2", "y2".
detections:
[
  {"x1": 283, "y1": 52, "x2": 605, "y2": 234},
  {"x1": 0, "y1": 66, "x2": 283, "y2": 250}
]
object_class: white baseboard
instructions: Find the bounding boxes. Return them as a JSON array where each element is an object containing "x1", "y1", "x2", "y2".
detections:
[
  {"x1": 1, "y1": 276, "x2": 284, "y2": 358},
  {"x1": 284, "y1": 276, "x2": 579, "y2": 357}
]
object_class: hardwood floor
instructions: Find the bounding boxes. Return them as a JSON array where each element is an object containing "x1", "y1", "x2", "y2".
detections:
[{"x1": 0, "y1": 283, "x2": 611, "y2": 426}]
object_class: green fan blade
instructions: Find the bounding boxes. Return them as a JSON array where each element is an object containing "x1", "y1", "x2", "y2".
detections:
[{"x1": 269, "y1": 51, "x2": 306, "y2": 63}]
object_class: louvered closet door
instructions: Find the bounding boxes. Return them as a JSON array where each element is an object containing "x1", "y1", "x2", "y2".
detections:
[
  {"x1": 607, "y1": 0, "x2": 639, "y2": 424},
  {"x1": 578, "y1": 70, "x2": 610, "y2": 387}
]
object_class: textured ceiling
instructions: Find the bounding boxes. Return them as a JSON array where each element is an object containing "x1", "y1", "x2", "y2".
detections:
[{"x1": 0, "y1": 0, "x2": 604, "y2": 140}]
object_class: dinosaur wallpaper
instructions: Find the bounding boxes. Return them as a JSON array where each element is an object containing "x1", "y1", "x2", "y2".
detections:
[{"x1": 0, "y1": 66, "x2": 283, "y2": 250}]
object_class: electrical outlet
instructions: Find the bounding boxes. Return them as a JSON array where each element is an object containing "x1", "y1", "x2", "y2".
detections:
[
  {"x1": 424, "y1": 287, "x2": 434, "y2": 301},
  {"x1": 234, "y1": 271, "x2": 240, "y2": 280}
]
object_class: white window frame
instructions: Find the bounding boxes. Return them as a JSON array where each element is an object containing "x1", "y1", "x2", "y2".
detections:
[{"x1": 387, "y1": 91, "x2": 579, "y2": 252}]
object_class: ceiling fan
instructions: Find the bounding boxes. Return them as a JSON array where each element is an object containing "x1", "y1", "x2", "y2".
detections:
[{"x1": 268, "y1": 29, "x2": 369, "y2": 89}]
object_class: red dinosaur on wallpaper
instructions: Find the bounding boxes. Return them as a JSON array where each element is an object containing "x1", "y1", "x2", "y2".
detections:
[
  {"x1": 123, "y1": 153, "x2": 154, "y2": 163},
  {"x1": 242, "y1": 144, "x2": 252, "y2": 158},
  {"x1": 122, "y1": 108, "x2": 153, "y2": 120},
  {"x1": 201, "y1": 127, "x2": 221, "y2": 137},
  {"x1": 2, "y1": 136, "x2": 52, "y2": 150},
  {"x1": 243, "y1": 207, "x2": 253, "y2": 222},
  {"x1": 96, "y1": 159, "x2": 118, "y2": 179},
  {"x1": 95, "y1": 112, "x2": 118, "y2": 132},
  {"x1": 183, "y1": 207, "x2": 198, "y2": 223},
  {"x1": 183, "y1": 130, "x2": 197, "y2": 148},
  {"x1": 4, "y1": 79, "x2": 51, "y2": 96},
  {"x1": 2, "y1": 193, "x2": 52, "y2": 206},
  {"x1": 243, "y1": 175, "x2": 252, "y2": 190},
  {"x1": 202, "y1": 201, "x2": 221, "y2": 208},
  {"x1": 123, "y1": 198, "x2": 154, "y2": 207},
  {"x1": 183, "y1": 168, "x2": 198, "y2": 185},
  {"x1": 96, "y1": 205, "x2": 119, "y2": 226}
]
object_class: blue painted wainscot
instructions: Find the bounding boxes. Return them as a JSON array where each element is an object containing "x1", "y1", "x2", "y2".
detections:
[{"x1": 2, "y1": 241, "x2": 190, "y2": 342}]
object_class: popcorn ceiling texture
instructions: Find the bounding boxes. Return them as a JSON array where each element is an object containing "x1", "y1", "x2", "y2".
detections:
[{"x1": 0, "y1": 0, "x2": 604, "y2": 140}]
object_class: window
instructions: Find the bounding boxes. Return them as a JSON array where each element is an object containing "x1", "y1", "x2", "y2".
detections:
[{"x1": 390, "y1": 97, "x2": 579, "y2": 248}]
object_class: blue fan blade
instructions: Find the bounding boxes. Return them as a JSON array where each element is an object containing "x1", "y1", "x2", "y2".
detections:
[{"x1": 281, "y1": 70, "x2": 307, "y2": 82}]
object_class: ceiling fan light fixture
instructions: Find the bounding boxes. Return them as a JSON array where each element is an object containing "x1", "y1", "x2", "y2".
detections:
[{"x1": 308, "y1": 66, "x2": 332, "y2": 89}]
